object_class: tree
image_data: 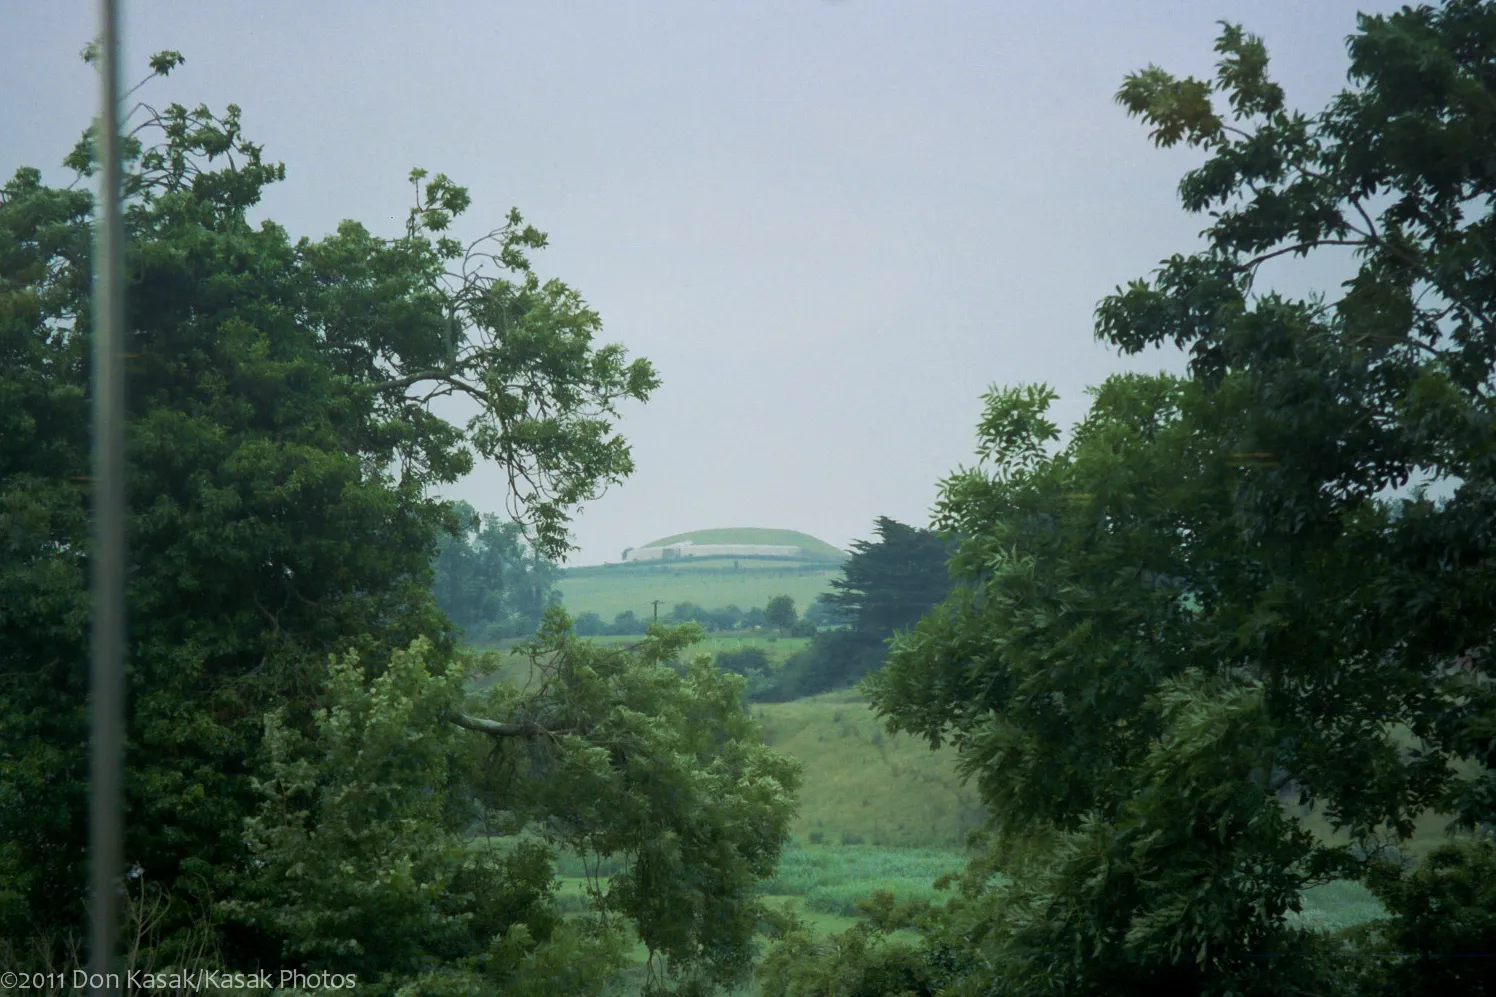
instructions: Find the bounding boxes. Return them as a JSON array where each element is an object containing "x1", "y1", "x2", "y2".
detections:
[
  {"x1": 573, "y1": 611, "x2": 607, "y2": 636},
  {"x1": 667, "y1": 601, "x2": 709, "y2": 627},
  {"x1": 822, "y1": 517, "x2": 951, "y2": 637},
  {"x1": 223, "y1": 619, "x2": 800, "y2": 994},
  {"x1": 771, "y1": 518, "x2": 951, "y2": 698},
  {"x1": 779, "y1": 6, "x2": 1496, "y2": 994},
  {"x1": 763, "y1": 595, "x2": 798, "y2": 632},
  {"x1": 432, "y1": 500, "x2": 560, "y2": 639},
  {"x1": 714, "y1": 646, "x2": 770, "y2": 677},
  {"x1": 0, "y1": 61, "x2": 798, "y2": 993},
  {"x1": 609, "y1": 609, "x2": 644, "y2": 635}
]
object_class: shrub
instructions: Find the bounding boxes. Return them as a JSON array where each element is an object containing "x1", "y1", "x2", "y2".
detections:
[{"x1": 716, "y1": 646, "x2": 771, "y2": 676}]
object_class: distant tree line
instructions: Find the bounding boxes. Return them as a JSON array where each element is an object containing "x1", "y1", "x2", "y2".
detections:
[
  {"x1": 431, "y1": 501, "x2": 562, "y2": 641},
  {"x1": 570, "y1": 595, "x2": 837, "y2": 637}
]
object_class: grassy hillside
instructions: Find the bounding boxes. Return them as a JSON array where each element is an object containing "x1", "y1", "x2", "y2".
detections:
[
  {"x1": 643, "y1": 527, "x2": 846, "y2": 561},
  {"x1": 583, "y1": 633, "x2": 810, "y2": 665},
  {"x1": 753, "y1": 688, "x2": 987, "y2": 849},
  {"x1": 556, "y1": 562, "x2": 841, "y2": 620}
]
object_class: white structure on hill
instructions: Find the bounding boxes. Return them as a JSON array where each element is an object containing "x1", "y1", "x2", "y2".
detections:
[{"x1": 621, "y1": 541, "x2": 802, "y2": 562}]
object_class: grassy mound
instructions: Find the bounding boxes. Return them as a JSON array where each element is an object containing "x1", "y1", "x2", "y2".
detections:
[{"x1": 642, "y1": 527, "x2": 846, "y2": 561}]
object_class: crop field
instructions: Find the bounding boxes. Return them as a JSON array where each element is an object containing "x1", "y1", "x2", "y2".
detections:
[{"x1": 556, "y1": 560, "x2": 842, "y2": 621}]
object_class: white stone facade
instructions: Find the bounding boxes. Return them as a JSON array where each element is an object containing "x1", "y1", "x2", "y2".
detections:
[{"x1": 621, "y1": 541, "x2": 802, "y2": 562}]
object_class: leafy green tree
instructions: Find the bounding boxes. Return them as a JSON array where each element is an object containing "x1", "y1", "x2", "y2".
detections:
[
  {"x1": 667, "y1": 601, "x2": 708, "y2": 627},
  {"x1": 462, "y1": 614, "x2": 802, "y2": 994},
  {"x1": 822, "y1": 517, "x2": 951, "y2": 637},
  {"x1": 714, "y1": 646, "x2": 770, "y2": 677},
  {"x1": 572, "y1": 611, "x2": 607, "y2": 636},
  {"x1": 0, "y1": 60, "x2": 797, "y2": 993},
  {"x1": 772, "y1": 518, "x2": 951, "y2": 698},
  {"x1": 763, "y1": 595, "x2": 798, "y2": 632},
  {"x1": 609, "y1": 609, "x2": 644, "y2": 635},
  {"x1": 221, "y1": 620, "x2": 800, "y2": 995},
  {"x1": 220, "y1": 637, "x2": 628, "y2": 994},
  {"x1": 775, "y1": 6, "x2": 1496, "y2": 994},
  {"x1": 756, "y1": 893, "x2": 940, "y2": 997},
  {"x1": 432, "y1": 500, "x2": 560, "y2": 639}
]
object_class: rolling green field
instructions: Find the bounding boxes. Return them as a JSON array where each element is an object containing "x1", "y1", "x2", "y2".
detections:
[
  {"x1": 556, "y1": 561, "x2": 842, "y2": 621},
  {"x1": 583, "y1": 633, "x2": 810, "y2": 666}
]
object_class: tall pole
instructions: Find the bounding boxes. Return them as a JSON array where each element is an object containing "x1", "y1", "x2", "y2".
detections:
[{"x1": 90, "y1": 0, "x2": 126, "y2": 992}]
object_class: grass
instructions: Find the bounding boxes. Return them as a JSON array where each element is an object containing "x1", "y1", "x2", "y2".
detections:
[
  {"x1": 556, "y1": 561, "x2": 842, "y2": 621},
  {"x1": 752, "y1": 688, "x2": 988, "y2": 849},
  {"x1": 761, "y1": 844, "x2": 964, "y2": 916},
  {"x1": 1292, "y1": 879, "x2": 1387, "y2": 933}
]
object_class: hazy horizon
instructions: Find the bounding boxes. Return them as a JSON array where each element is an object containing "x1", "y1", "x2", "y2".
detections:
[{"x1": 4, "y1": 0, "x2": 1402, "y2": 565}]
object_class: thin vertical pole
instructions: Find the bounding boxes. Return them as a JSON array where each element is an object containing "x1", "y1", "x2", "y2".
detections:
[{"x1": 89, "y1": 0, "x2": 126, "y2": 992}]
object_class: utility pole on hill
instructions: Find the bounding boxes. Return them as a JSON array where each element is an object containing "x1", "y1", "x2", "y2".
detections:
[{"x1": 651, "y1": 599, "x2": 663, "y2": 622}]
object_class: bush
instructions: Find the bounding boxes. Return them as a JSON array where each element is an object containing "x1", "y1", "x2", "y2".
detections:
[
  {"x1": 608, "y1": 610, "x2": 644, "y2": 635},
  {"x1": 716, "y1": 646, "x2": 771, "y2": 675},
  {"x1": 573, "y1": 611, "x2": 607, "y2": 637},
  {"x1": 1358, "y1": 838, "x2": 1496, "y2": 997}
]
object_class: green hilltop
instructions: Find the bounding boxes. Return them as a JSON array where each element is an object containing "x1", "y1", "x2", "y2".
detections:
[
  {"x1": 641, "y1": 527, "x2": 846, "y2": 561},
  {"x1": 555, "y1": 527, "x2": 847, "y2": 620}
]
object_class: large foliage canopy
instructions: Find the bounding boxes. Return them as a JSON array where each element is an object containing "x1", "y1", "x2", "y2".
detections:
[
  {"x1": 1, "y1": 56, "x2": 799, "y2": 995},
  {"x1": 769, "y1": 5, "x2": 1496, "y2": 995}
]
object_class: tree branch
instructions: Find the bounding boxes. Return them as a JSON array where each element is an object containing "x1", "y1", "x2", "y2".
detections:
[
  {"x1": 368, "y1": 368, "x2": 494, "y2": 404},
  {"x1": 449, "y1": 711, "x2": 573, "y2": 740},
  {"x1": 1239, "y1": 239, "x2": 1366, "y2": 272}
]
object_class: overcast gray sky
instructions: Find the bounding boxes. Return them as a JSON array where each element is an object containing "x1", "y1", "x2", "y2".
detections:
[{"x1": 4, "y1": 0, "x2": 1401, "y2": 565}]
